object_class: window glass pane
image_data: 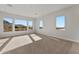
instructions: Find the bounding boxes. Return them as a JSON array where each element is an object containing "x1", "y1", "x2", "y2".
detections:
[
  {"x1": 15, "y1": 19, "x2": 27, "y2": 31},
  {"x1": 56, "y1": 16, "x2": 65, "y2": 30},
  {"x1": 3, "y1": 17, "x2": 13, "y2": 32},
  {"x1": 39, "y1": 20, "x2": 43, "y2": 29},
  {"x1": 28, "y1": 20, "x2": 33, "y2": 30}
]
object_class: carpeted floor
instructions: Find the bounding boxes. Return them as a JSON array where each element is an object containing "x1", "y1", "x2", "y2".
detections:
[{"x1": 0, "y1": 33, "x2": 79, "y2": 54}]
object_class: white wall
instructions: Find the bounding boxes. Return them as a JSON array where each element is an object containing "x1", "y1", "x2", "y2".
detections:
[
  {"x1": 35, "y1": 5, "x2": 79, "y2": 42},
  {"x1": 0, "y1": 11, "x2": 35, "y2": 38},
  {"x1": 1, "y1": 5, "x2": 79, "y2": 43}
]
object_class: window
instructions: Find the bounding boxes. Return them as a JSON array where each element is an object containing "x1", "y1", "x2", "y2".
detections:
[
  {"x1": 56, "y1": 16, "x2": 65, "y2": 30},
  {"x1": 3, "y1": 17, "x2": 13, "y2": 32},
  {"x1": 15, "y1": 19, "x2": 27, "y2": 31},
  {"x1": 3, "y1": 17, "x2": 33, "y2": 32},
  {"x1": 28, "y1": 20, "x2": 33, "y2": 30},
  {"x1": 39, "y1": 20, "x2": 43, "y2": 29}
]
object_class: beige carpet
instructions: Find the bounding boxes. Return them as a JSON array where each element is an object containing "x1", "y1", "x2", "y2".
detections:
[
  {"x1": 0, "y1": 35, "x2": 33, "y2": 53},
  {"x1": 0, "y1": 33, "x2": 79, "y2": 54},
  {"x1": 0, "y1": 38, "x2": 9, "y2": 48}
]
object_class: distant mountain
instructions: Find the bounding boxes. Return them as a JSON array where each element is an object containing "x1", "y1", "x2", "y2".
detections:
[
  {"x1": 4, "y1": 20, "x2": 12, "y2": 25},
  {"x1": 15, "y1": 24, "x2": 27, "y2": 28},
  {"x1": 4, "y1": 20, "x2": 26, "y2": 27},
  {"x1": 15, "y1": 24, "x2": 26, "y2": 27}
]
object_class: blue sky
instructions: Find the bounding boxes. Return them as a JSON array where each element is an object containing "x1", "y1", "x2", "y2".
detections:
[
  {"x1": 15, "y1": 20, "x2": 27, "y2": 26},
  {"x1": 15, "y1": 20, "x2": 32, "y2": 26},
  {"x1": 4, "y1": 16, "x2": 65, "y2": 27},
  {"x1": 4, "y1": 17, "x2": 13, "y2": 23},
  {"x1": 4, "y1": 17, "x2": 32, "y2": 26},
  {"x1": 56, "y1": 16, "x2": 65, "y2": 27},
  {"x1": 40, "y1": 20, "x2": 43, "y2": 27},
  {"x1": 28, "y1": 21, "x2": 32, "y2": 26}
]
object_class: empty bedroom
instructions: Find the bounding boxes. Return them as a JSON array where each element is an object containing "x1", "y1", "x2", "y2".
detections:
[{"x1": 0, "y1": 4, "x2": 79, "y2": 54}]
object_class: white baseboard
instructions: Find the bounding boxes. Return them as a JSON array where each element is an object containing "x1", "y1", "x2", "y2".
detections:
[
  {"x1": 54, "y1": 35, "x2": 79, "y2": 43},
  {"x1": 36, "y1": 32, "x2": 79, "y2": 43}
]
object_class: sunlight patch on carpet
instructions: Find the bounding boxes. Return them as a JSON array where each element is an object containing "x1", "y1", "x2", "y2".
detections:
[
  {"x1": 0, "y1": 38, "x2": 9, "y2": 47},
  {"x1": 1, "y1": 35, "x2": 32, "y2": 53},
  {"x1": 30, "y1": 34, "x2": 42, "y2": 41}
]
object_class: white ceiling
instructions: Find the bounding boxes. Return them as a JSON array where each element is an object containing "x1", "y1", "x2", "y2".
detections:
[{"x1": 0, "y1": 4, "x2": 73, "y2": 18}]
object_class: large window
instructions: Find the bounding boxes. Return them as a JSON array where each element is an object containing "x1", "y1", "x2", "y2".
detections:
[
  {"x1": 3, "y1": 17, "x2": 13, "y2": 32},
  {"x1": 39, "y1": 20, "x2": 43, "y2": 29},
  {"x1": 56, "y1": 16, "x2": 65, "y2": 30},
  {"x1": 3, "y1": 17, "x2": 33, "y2": 32},
  {"x1": 15, "y1": 19, "x2": 27, "y2": 31},
  {"x1": 28, "y1": 20, "x2": 33, "y2": 30}
]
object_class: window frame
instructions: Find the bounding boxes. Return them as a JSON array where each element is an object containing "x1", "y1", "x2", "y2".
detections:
[
  {"x1": 56, "y1": 16, "x2": 65, "y2": 30},
  {"x1": 3, "y1": 16, "x2": 33, "y2": 32},
  {"x1": 3, "y1": 16, "x2": 13, "y2": 32},
  {"x1": 27, "y1": 20, "x2": 33, "y2": 30},
  {"x1": 14, "y1": 19, "x2": 28, "y2": 31},
  {"x1": 39, "y1": 20, "x2": 43, "y2": 29}
]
